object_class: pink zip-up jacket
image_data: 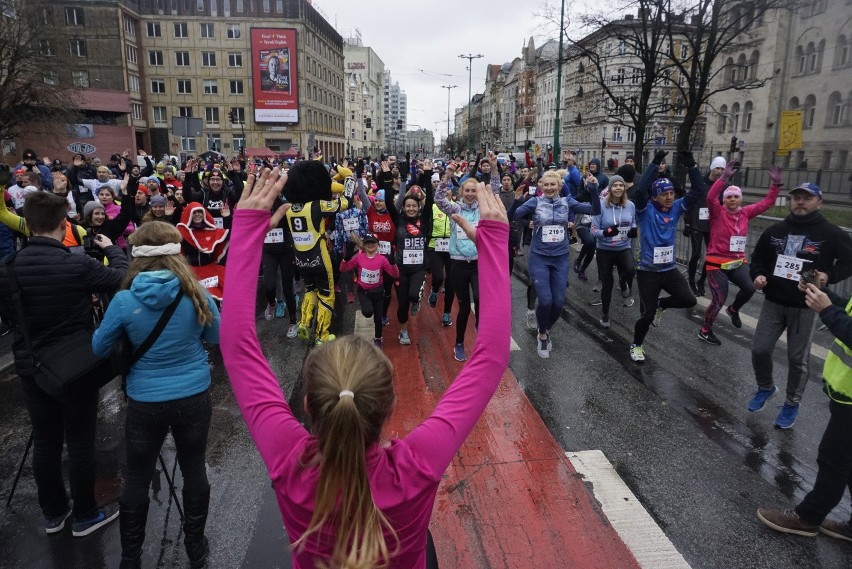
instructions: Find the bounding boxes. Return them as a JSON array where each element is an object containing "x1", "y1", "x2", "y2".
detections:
[
  {"x1": 221, "y1": 209, "x2": 510, "y2": 569},
  {"x1": 706, "y1": 178, "x2": 780, "y2": 260},
  {"x1": 339, "y1": 250, "x2": 400, "y2": 291}
]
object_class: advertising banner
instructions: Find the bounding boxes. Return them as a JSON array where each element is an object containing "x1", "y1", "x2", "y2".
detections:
[
  {"x1": 778, "y1": 110, "x2": 803, "y2": 154},
  {"x1": 251, "y1": 28, "x2": 299, "y2": 123}
]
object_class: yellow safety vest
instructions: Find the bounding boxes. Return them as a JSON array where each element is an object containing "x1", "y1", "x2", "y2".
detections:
[
  {"x1": 428, "y1": 204, "x2": 450, "y2": 248},
  {"x1": 822, "y1": 295, "x2": 852, "y2": 405}
]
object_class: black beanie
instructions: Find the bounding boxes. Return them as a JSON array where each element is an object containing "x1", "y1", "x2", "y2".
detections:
[
  {"x1": 616, "y1": 164, "x2": 636, "y2": 183},
  {"x1": 283, "y1": 160, "x2": 332, "y2": 203}
]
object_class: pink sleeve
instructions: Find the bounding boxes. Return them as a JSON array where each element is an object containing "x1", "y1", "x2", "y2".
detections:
[
  {"x1": 744, "y1": 184, "x2": 781, "y2": 219},
  {"x1": 340, "y1": 254, "x2": 358, "y2": 273},
  {"x1": 384, "y1": 257, "x2": 400, "y2": 280},
  {"x1": 706, "y1": 177, "x2": 725, "y2": 216},
  {"x1": 403, "y1": 220, "x2": 510, "y2": 480},
  {"x1": 221, "y1": 209, "x2": 308, "y2": 475}
]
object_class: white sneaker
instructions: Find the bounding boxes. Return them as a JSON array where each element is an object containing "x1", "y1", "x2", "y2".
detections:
[
  {"x1": 623, "y1": 297, "x2": 635, "y2": 307},
  {"x1": 264, "y1": 303, "x2": 275, "y2": 320},
  {"x1": 537, "y1": 336, "x2": 550, "y2": 359},
  {"x1": 286, "y1": 324, "x2": 298, "y2": 338},
  {"x1": 526, "y1": 309, "x2": 537, "y2": 329},
  {"x1": 629, "y1": 344, "x2": 646, "y2": 362}
]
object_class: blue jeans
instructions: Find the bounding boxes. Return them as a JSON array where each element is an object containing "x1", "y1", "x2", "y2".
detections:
[
  {"x1": 122, "y1": 389, "x2": 212, "y2": 507},
  {"x1": 529, "y1": 250, "x2": 569, "y2": 334}
]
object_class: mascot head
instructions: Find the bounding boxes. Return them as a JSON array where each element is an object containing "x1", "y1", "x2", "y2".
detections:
[{"x1": 283, "y1": 160, "x2": 332, "y2": 204}]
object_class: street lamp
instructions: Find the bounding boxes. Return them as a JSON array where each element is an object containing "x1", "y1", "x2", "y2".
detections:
[
  {"x1": 441, "y1": 85, "x2": 457, "y2": 156},
  {"x1": 458, "y1": 53, "x2": 483, "y2": 157}
]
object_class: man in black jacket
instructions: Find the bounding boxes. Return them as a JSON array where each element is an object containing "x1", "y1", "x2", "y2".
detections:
[
  {"x1": 0, "y1": 192, "x2": 128, "y2": 537},
  {"x1": 748, "y1": 182, "x2": 852, "y2": 429}
]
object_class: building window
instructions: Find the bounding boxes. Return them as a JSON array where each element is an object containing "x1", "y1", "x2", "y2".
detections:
[
  {"x1": 150, "y1": 79, "x2": 166, "y2": 94},
  {"x1": 147, "y1": 21, "x2": 161, "y2": 37},
  {"x1": 69, "y1": 39, "x2": 86, "y2": 57},
  {"x1": 128, "y1": 74, "x2": 140, "y2": 93},
  {"x1": 227, "y1": 24, "x2": 240, "y2": 39},
  {"x1": 631, "y1": 69, "x2": 640, "y2": 85},
  {"x1": 616, "y1": 68, "x2": 625, "y2": 85},
  {"x1": 153, "y1": 106, "x2": 167, "y2": 124},
  {"x1": 174, "y1": 22, "x2": 188, "y2": 38},
  {"x1": 200, "y1": 23, "x2": 214, "y2": 38},
  {"x1": 263, "y1": 0, "x2": 271, "y2": 12},
  {"x1": 743, "y1": 101, "x2": 753, "y2": 131},
  {"x1": 201, "y1": 51, "x2": 216, "y2": 66},
  {"x1": 228, "y1": 52, "x2": 242, "y2": 67},
  {"x1": 612, "y1": 126, "x2": 622, "y2": 141},
  {"x1": 148, "y1": 50, "x2": 163, "y2": 65},
  {"x1": 178, "y1": 106, "x2": 193, "y2": 118},
  {"x1": 43, "y1": 72, "x2": 59, "y2": 85},
  {"x1": 181, "y1": 137, "x2": 196, "y2": 152},
  {"x1": 177, "y1": 79, "x2": 192, "y2": 94},
  {"x1": 132, "y1": 103, "x2": 143, "y2": 120},
  {"x1": 627, "y1": 127, "x2": 635, "y2": 142},
  {"x1": 803, "y1": 94, "x2": 816, "y2": 128},
  {"x1": 718, "y1": 104, "x2": 728, "y2": 134},
  {"x1": 203, "y1": 79, "x2": 218, "y2": 94},
  {"x1": 730, "y1": 102, "x2": 740, "y2": 132},
  {"x1": 229, "y1": 80, "x2": 244, "y2": 94},
  {"x1": 40, "y1": 40, "x2": 54, "y2": 57},
  {"x1": 233, "y1": 136, "x2": 245, "y2": 151},
  {"x1": 680, "y1": 44, "x2": 688, "y2": 59},
  {"x1": 175, "y1": 52, "x2": 189, "y2": 66},
  {"x1": 124, "y1": 16, "x2": 135, "y2": 36},
  {"x1": 674, "y1": 100, "x2": 683, "y2": 116},
  {"x1": 72, "y1": 70, "x2": 89, "y2": 87},
  {"x1": 838, "y1": 35, "x2": 849, "y2": 67},
  {"x1": 230, "y1": 107, "x2": 245, "y2": 123},
  {"x1": 828, "y1": 91, "x2": 847, "y2": 126},
  {"x1": 65, "y1": 7, "x2": 84, "y2": 26},
  {"x1": 205, "y1": 107, "x2": 220, "y2": 125},
  {"x1": 662, "y1": 70, "x2": 671, "y2": 85},
  {"x1": 126, "y1": 45, "x2": 137, "y2": 64}
]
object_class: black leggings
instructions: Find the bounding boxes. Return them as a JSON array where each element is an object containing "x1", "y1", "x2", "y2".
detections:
[
  {"x1": 396, "y1": 269, "x2": 426, "y2": 324},
  {"x1": 688, "y1": 230, "x2": 710, "y2": 285},
  {"x1": 575, "y1": 226, "x2": 596, "y2": 271},
  {"x1": 596, "y1": 248, "x2": 636, "y2": 316},
  {"x1": 633, "y1": 269, "x2": 697, "y2": 345},
  {"x1": 450, "y1": 259, "x2": 479, "y2": 344},
  {"x1": 261, "y1": 249, "x2": 297, "y2": 324},
  {"x1": 358, "y1": 287, "x2": 385, "y2": 339},
  {"x1": 382, "y1": 255, "x2": 395, "y2": 318},
  {"x1": 428, "y1": 248, "x2": 455, "y2": 313}
]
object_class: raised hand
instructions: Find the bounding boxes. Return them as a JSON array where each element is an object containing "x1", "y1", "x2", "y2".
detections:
[
  {"x1": 237, "y1": 167, "x2": 288, "y2": 212},
  {"x1": 653, "y1": 150, "x2": 669, "y2": 164},
  {"x1": 677, "y1": 150, "x2": 696, "y2": 169},
  {"x1": 768, "y1": 164, "x2": 784, "y2": 187},
  {"x1": 721, "y1": 160, "x2": 740, "y2": 182}
]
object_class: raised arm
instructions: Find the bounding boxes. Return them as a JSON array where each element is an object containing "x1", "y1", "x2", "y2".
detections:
[
  {"x1": 743, "y1": 165, "x2": 782, "y2": 219},
  {"x1": 434, "y1": 164, "x2": 461, "y2": 216}
]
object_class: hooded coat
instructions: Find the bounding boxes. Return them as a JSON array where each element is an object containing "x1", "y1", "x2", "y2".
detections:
[{"x1": 177, "y1": 202, "x2": 229, "y2": 299}]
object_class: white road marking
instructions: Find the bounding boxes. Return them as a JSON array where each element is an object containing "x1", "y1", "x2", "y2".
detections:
[{"x1": 567, "y1": 450, "x2": 692, "y2": 569}]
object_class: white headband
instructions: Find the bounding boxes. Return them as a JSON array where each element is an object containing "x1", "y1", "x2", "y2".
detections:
[{"x1": 131, "y1": 243, "x2": 182, "y2": 258}]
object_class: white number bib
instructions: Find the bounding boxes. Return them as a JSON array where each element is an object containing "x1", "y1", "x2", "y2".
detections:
[
  {"x1": 343, "y1": 217, "x2": 359, "y2": 232},
  {"x1": 541, "y1": 225, "x2": 565, "y2": 243},
  {"x1": 213, "y1": 217, "x2": 224, "y2": 229},
  {"x1": 729, "y1": 236, "x2": 746, "y2": 253},
  {"x1": 653, "y1": 246, "x2": 674, "y2": 264},
  {"x1": 698, "y1": 208, "x2": 710, "y2": 221},
  {"x1": 199, "y1": 276, "x2": 219, "y2": 289},
  {"x1": 434, "y1": 238, "x2": 450, "y2": 252},
  {"x1": 528, "y1": 186, "x2": 537, "y2": 195},
  {"x1": 613, "y1": 227, "x2": 629, "y2": 242},
  {"x1": 360, "y1": 267, "x2": 380, "y2": 285},
  {"x1": 264, "y1": 228, "x2": 284, "y2": 244},
  {"x1": 378, "y1": 241, "x2": 391, "y2": 255},
  {"x1": 773, "y1": 254, "x2": 804, "y2": 281},
  {"x1": 402, "y1": 249, "x2": 424, "y2": 265}
]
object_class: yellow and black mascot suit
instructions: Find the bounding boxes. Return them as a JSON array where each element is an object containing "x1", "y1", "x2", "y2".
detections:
[{"x1": 283, "y1": 160, "x2": 349, "y2": 344}]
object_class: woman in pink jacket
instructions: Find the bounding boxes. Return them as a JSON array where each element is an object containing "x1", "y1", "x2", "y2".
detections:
[
  {"x1": 220, "y1": 168, "x2": 510, "y2": 569},
  {"x1": 698, "y1": 163, "x2": 782, "y2": 345}
]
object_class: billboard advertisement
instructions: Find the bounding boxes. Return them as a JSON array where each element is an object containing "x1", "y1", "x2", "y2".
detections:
[{"x1": 251, "y1": 28, "x2": 299, "y2": 123}]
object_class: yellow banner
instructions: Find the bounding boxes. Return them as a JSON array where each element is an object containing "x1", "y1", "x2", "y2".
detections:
[{"x1": 778, "y1": 111, "x2": 803, "y2": 152}]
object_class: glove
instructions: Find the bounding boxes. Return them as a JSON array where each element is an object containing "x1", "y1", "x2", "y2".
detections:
[
  {"x1": 627, "y1": 227, "x2": 638, "y2": 239},
  {"x1": 603, "y1": 225, "x2": 619, "y2": 238},
  {"x1": 678, "y1": 151, "x2": 696, "y2": 169},
  {"x1": 768, "y1": 164, "x2": 783, "y2": 187},
  {"x1": 721, "y1": 161, "x2": 740, "y2": 183},
  {"x1": 653, "y1": 150, "x2": 669, "y2": 165}
]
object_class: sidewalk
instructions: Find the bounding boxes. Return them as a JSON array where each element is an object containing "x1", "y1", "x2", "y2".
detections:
[{"x1": 366, "y1": 293, "x2": 643, "y2": 568}]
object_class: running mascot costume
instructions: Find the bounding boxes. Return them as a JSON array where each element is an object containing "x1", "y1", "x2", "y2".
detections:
[
  {"x1": 177, "y1": 202, "x2": 229, "y2": 300},
  {"x1": 283, "y1": 160, "x2": 350, "y2": 343}
]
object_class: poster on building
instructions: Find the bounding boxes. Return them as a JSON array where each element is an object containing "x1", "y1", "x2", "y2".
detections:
[
  {"x1": 777, "y1": 110, "x2": 803, "y2": 155},
  {"x1": 251, "y1": 28, "x2": 299, "y2": 123}
]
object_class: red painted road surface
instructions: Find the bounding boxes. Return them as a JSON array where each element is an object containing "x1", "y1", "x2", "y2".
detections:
[{"x1": 375, "y1": 290, "x2": 641, "y2": 568}]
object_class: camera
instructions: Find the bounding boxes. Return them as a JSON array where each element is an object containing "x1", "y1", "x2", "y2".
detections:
[
  {"x1": 801, "y1": 269, "x2": 819, "y2": 285},
  {"x1": 81, "y1": 235, "x2": 104, "y2": 260}
]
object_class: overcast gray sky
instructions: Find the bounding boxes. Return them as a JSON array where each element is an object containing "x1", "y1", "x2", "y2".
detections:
[{"x1": 313, "y1": 0, "x2": 566, "y2": 143}]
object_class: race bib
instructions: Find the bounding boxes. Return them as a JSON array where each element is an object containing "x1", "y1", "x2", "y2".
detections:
[
  {"x1": 698, "y1": 208, "x2": 710, "y2": 221},
  {"x1": 213, "y1": 217, "x2": 224, "y2": 229},
  {"x1": 541, "y1": 225, "x2": 565, "y2": 243},
  {"x1": 528, "y1": 186, "x2": 537, "y2": 195},
  {"x1": 343, "y1": 217, "x2": 359, "y2": 232},
  {"x1": 291, "y1": 232, "x2": 313, "y2": 246},
  {"x1": 264, "y1": 228, "x2": 284, "y2": 244},
  {"x1": 402, "y1": 249, "x2": 424, "y2": 265},
  {"x1": 360, "y1": 267, "x2": 380, "y2": 285},
  {"x1": 378, "y1": 240, "x2": 391, "y2": 255},
  {"x1": 729, "y1": 236, "x2": 746, "y2": 253},
  {"x1": 653, "y1": 246, "x2": 674, "y2": 264},
  {"x1": 773, "y1": 254, "x2": 804, "y2": 281},
  {"x1": 199, "y1": 276, "x2": 219, "y2": 289},
  {"x1": 434, "y1": 238, "x2": 450, "y2": 252},
  {"x1": 613, "y1": 227, "x2": 629, "y2": 242}
]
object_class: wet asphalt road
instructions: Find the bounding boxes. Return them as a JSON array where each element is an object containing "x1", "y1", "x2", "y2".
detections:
[{"x1": 0, "y1": 260, "x2": 850, "y2": 568}]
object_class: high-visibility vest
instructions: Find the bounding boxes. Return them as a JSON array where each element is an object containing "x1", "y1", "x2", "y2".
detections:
[{"x1": 823, "y1": 296, "x2": 852, "y2": 405}]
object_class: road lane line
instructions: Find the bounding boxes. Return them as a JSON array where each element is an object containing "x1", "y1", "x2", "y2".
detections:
[{"x1": 567, "y1": 450, "x2": 692, "y2": 569}]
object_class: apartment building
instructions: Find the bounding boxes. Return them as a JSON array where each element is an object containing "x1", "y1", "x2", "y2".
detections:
[
  {"x1": 383, "y1": 70, "x2": 408, "y2": 153},
  {"x1": 343, "y1": 31, "x2": 385, "y2": 159}
]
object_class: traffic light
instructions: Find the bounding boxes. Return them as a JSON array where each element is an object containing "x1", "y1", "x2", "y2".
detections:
[
  {"x1": 601, "y1": 137, "x2": 607, "y2": 149},
  {"x1": 228, "y1": 109, "x2": 235, "y2": 123},
  {"x1": 365, "y1": 118, "x2": 372, "y2": 129},
  {"x1": 730, "y1": 136, "x2": 738, "y2": 153}
]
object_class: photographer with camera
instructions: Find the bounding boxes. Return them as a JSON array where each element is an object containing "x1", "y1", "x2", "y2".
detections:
[{"x1": 748, "y1": 182, "x2": 852, "y2": 429}]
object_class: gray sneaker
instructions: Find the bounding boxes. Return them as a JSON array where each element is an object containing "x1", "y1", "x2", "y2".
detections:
[
  {"x1": 398, "y1": 330, "x2": 411, "y2": 345},
  {"x1": 526, "y1": 309, "x2": 537, "y2": 329},
  {"x1": 72, "y1": 503, "x2": 119, "y2": 537}
]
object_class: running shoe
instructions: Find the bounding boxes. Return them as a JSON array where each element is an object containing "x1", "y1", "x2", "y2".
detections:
[
  {"x1": 399, "y1": 330, "x2": 411, "y2": 345},
  {"x1": 45, "y1": 505, "x2": 73, "y2": 534},
  {"x1": 373, "y1": 338, "x2": 384, "y2": 350},
  {"x1": 600, "y1": 315, "x2": 610, "y2": 329},
  {"x1": 526, "y1": 309, "x2": 537, "y2": 329},
  {"x1": 696, "y1": 281, "x2": 706, "y2": 296},
  {"x1": 453, "y1": 343, "x2": 466, "y2": 362},
  {"x1": 592, "y1": 281, "x2": 602, "y2": 292},
  {"x1": 72, "y1": 503, "x2": 119, "y2": 537},
  {"x1": 546, "y1": 333, "x2": 552, "y2": 351},
  {"x1": 346, "y1": 292, "x2": 355, "y2": 304},
  {"x1": 589, "y1": 298, "x2": 602, "y2": 306},
  {"x1": 578, "y1": 271, "x2": 588, "y2": 282},
  {"x1": 442, "y1": 313, "x2": 452, "y2": 327},
  {"x1": 820, "y1": 519, "x2": 852, "y2": 543},
  {"x1": 622, "y1": 297, "x2": 635, "y2": 307},
  {"x1": 651, "y1": 306, "x2": 664, "y2": 327},
  {"x1": 264, "y1": 303, "x2": 275, "y2": 321},
  {"x1": 688, "y1": 281, "x2": 699, "y2": 296},
  {"x1": 629, "y1": 344, "x2": 645, "y2": 362},
  {"x1": 275, "y1": 300, "x2": 285, "y2": 318},
  {"x1": 573, "y1": 259, "x2": 581, "y2": 274},
  {"x1": 315, "y1": 333, "x2": 336, "y2": 346},
  {"x1": 537, "y1": 336, "x2": 550, "y2": 359},
  {"x1": 296, "y1": 324, "x2": 310, "y2": 342},
  {"x1": 410, "y1": 301, "x2": 421, "y2": 316},
  {"x1": 698, "y1": 328, "x2": 721, "y2": 345},
  {"x1": 775, "y1": 402, "x2": 800, "y2": 429},
  {"x1": 382, "y1": 316, "x2": 390, "y2": 327},
  {"x1": 756, "y1": 508, "x2": 818, "y2": 537},
  {"x1": 286, "y1": 324, "x2": 298, "y2": 339},
  {"x1": 621, "y1": 283, "x2": 631, "y2": 299},
  {"x1": 747, "y1": 385, "x2": 778, "y2": 412},
  {"x1": 428, "y1": 291, "x2": 438, "y2": 307},
  {"x1": 727, "y1": 306, "x2": 742, "y2": 329}
]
